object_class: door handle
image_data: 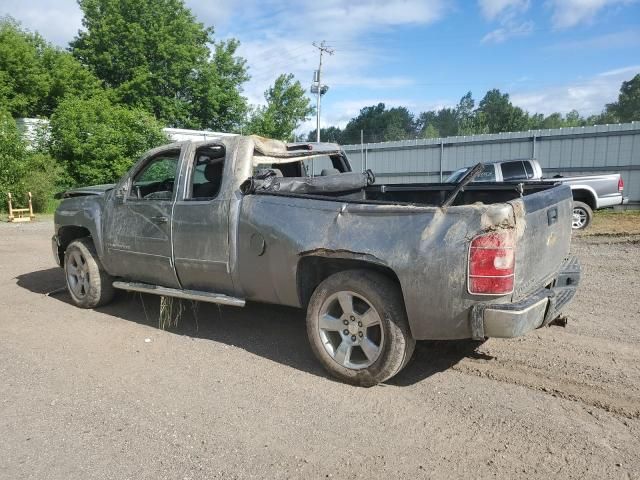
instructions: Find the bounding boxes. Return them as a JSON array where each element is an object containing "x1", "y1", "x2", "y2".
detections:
[
  {"x1": 151, "y1": 216, "x2": 168, "y2": 224},
  {"x1": 547, "y1": 207, "x2": 558, "y2": 226}
]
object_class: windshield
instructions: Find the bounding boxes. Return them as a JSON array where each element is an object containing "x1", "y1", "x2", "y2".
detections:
[
  {"x1": 446, "y1": 168, "x2": 467, "y2": 183},
  {"x1": 446, "y1": 164, "x2": 496, "y2": 183}
]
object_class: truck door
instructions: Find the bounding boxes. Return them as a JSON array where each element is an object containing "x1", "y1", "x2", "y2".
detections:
[
  {"x1": 102, "y1": 147, "x2": 183, "y2": 288},
  {"x1": 171, "y1": 143, "x2": 234, "y2": 294}
]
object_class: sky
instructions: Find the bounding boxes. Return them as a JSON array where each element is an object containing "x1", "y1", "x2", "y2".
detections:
[{"x1": 2, "y1": 0, "x2": 640, "y2": 133}]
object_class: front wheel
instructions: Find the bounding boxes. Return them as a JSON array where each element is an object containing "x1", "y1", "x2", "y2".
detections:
[
  {"x1": 572, "y1": 201, "x2": 593, "y2": 230},
  {"x1": 64, "y1": 238, "x2": 115, "y2": 308},
  {"x1": 306, "y1": 270, "x2": 415, "y2": 386}
]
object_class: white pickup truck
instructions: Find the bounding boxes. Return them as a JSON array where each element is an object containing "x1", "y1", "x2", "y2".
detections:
[{"x1": 447, "y1": 159, "x2": 627, "y2": 229}]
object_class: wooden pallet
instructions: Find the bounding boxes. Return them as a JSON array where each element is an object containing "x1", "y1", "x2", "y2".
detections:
[{"x1": 7, "y1": 192, "x2": 36, "y2": 222}]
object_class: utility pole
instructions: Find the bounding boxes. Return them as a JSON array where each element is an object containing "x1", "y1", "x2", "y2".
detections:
[
  {"x1": 311, "y1": 41, "x2": 333, "y2": 143},
  {"x1": 360, "y1": 130, "x2": 364, "y2": 172}
]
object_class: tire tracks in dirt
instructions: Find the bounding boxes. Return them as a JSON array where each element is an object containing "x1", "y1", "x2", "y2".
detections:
[
  {"x1": 449, "y1": 331, "x2": 640, "y2": 418},
  {"x1": 452, "y1": 358, "x2": 640, "y2": 419}
]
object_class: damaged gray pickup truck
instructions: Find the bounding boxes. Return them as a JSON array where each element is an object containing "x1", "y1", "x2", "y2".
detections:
[{"x1": 53, "y1": 135, "x2": 580, "y2": 386}]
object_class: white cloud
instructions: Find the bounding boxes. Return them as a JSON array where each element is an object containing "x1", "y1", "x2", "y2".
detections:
[
  {"x1": 511, "y1": 65, "x2": 640, "y2": 115},
  {"x1": 302, "y1": 0, "x2": 447, "y2": 30},
  {"x1": 599, "y1": 65, "x2": 640, "y2": 77},
  {"x1": 548, "y1": 29, "x2": 640, "y2": 50},
  {"x1": 482, "y1": 20, "x2": 533, "y2": 43},
  {"x1": 219, "y1": 0, "x2": 448, "y2": 124},
  {"x1": 478, "y1": 0, "x2": 533, "y2": 44},
  {"x1": 2, "y1": 0, "x2": 455, "y2": 135},
  {"x1": 1, "y1": 0, "x2": 82, "y2": 46},
  {"x1": 547, "y1": 0, "x2": 636, "y2": 29},
  {"x1": 478, "y1": 0, "x2": 529, "y2": 19}
]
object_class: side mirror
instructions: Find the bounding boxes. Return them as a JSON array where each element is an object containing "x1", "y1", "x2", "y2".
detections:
[
  {"x1": 115, "y1": 186, "x2": 127, "y2": 199},
  {"x1": 114, "y1": 181, "x2": 129, "y2": 202}
]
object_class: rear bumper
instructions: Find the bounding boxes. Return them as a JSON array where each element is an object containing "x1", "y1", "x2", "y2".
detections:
[
  {"x1": 597, "y1": 194, "x2": 625, "y2": 209},
  {"x1": 470, "y1": 256, "x2": 580, "y2": 340}
]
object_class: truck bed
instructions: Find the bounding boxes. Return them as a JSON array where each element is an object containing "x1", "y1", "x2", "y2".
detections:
[
  {"x1": 240, "y1": 180, "x2": 573, "y2": 339},
  {"x1": 363, "y1": 181, "x2": 560, "y2": 206},
  {"x1": 252, "y1": 178, "x2": 561, "y2": 208}
]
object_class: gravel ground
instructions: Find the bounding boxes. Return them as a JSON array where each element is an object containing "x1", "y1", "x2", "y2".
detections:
[{"x1": 1, "y1": 220, "x2": 639, "y2": 479}]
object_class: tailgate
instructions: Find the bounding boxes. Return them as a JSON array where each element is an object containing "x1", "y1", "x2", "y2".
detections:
[{"x1": 511, "y1": 184, "x2": 573, "y2": 301}]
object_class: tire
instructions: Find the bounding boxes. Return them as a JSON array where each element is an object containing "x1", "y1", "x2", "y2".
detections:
[
  {"x1": 572, "y1": 201, "x2": 593, "y2": 230},
  {"x1": 306, "y1": 269, "x2": 415, "y2": 387},
  {"x1": 64, "y1": 238, "x2": 115, "y2": 308}
]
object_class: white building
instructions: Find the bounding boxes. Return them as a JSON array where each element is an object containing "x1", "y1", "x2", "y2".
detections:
[
  {"x1": 162, "y1": 127, "x2": 236, "y2": 142},
  {"x1": 16, "y1": 118, "x2": 236, "y2": 146}
]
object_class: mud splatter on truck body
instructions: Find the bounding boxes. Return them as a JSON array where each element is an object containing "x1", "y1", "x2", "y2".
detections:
[{"x1": 53, "y1": 135, "x2": 580, "y2": 384}]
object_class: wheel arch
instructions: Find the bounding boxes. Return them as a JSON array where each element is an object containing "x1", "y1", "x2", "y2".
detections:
[
  {"x1": 296, "y1": 251, "x2": 402, "y2": 309},
  {"x1": 56, "y1": 225, "x2": 93, "y2": 264},
  {"x1": 570, "y1": 186, "x2": 597, "y2": 210}
]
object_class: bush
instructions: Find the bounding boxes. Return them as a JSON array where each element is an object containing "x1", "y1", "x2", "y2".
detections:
[
  {"x1": 0, "y1": 110, "x2": 26, "y2": 203},
  {"x1": 18, "y1": 152, "x2": 67, "y2": 212},
  {"x1": 0, "y1": 110, "x2": 64, "y2": 213},
  {"x1": 49, "y1": 95, "x2": 169, "y2": 186}
]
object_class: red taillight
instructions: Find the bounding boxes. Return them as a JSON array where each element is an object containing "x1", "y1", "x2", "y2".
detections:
[
  {"x1": 468, "y1": 231, "x2": 515, "y2": 295},
  {"x1": 618, "y1": 177, "x2": 624, "y2": 192}
]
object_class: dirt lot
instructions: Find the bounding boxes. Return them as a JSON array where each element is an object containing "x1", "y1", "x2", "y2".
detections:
[{"x1": 1, "y1": 215, "x2": 640, "y2": 479}]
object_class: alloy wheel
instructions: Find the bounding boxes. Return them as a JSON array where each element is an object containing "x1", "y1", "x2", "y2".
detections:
[
  {"x1": 67, "y1": 251, "x2": 90, "y2": 298},
  {"x1": 317, "y1": 291, "x2": 385, "y2": 370},
  {"x1": 572, "y1": 208, "x2": 587, "y2": 229}
]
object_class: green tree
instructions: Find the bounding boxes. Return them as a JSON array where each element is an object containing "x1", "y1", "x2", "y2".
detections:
[
  {"x1": 476, "y1": 89, "x2": 530, "y2": 133},
  {"x1": 0, "y1": 110, "x2": 27, "y2": 198},
  {"x1": 0, "y1": 19, "x2": 49, "y2": 117},
  {"x1": 605, "y1": 74, "x2": 640, "y2": 122},
  {"x1": 0, "y1": 17, "x2": 102, "y2": 118},
  {"x1": 40, "y1": 47, "x2": 103, "y2": 117},
  {"x1": 188, "y1": 39, "x2": 250, "y2": 132},
  {"x1": 422, "y1": 123, "x2": 439, "y2": 138},
  {"x1": 71, "y1": 0, "x2": 249, "y2": 129},
  {"x1": 247, "y1": 74, "x2": 313, "y2": 141},
  {"x1": 416, "y1": 110, "x2": 437, "y2": 137},
  {"x1": 456, "y1": 91, "x2": 476, "y2": 134},
  {"x1": 564, "y1": 110, "x2": 585, "y2": 127},
  {"x1": 49, "y1": 95, "x2": 168, "y2": 186},
  {"x1": 306, "y1": 126, "x2": 344, "y2": 143},
  {"x1": 539, "y1": 112, "x2": 564, "y2": 129},
  {"x1": 434, "y1": 108, "x2": 458, "y2": 137},
  {"x1": 0, "y1": 110, "x2": 62, "y2": 212},
  {"x1": 341, "y1": 103, "x2": 416, "y2": 144},
  {"x1": 308, "y1": 76, "x2": 640, "y2": 142},
  {"x1": 417, "y1": 92, "x2": 478, "y2": 138}
]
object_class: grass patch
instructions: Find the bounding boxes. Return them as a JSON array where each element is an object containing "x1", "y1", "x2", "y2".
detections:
[
  {"x1": 576, "y1": 209, "x2": 640, "y2": 236},
  {"x1": 596, "y1": 208, "x2": 640, "y2": 216}
]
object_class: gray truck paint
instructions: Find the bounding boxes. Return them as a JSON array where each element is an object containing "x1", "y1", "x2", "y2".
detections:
[{"x1": 53, "y1": 136, "x2": 578, "y2": 340}]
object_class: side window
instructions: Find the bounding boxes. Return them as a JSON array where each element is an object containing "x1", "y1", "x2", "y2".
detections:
[
  {"x1": 475, "y1": 164, "x2": 496, "y2": 182},
  {"x1": 501, "y1": 161, "x2": 529, "y2": 181},
  {"x1": 303, "y1": 155, "x2": 341, "y2": 176},
  {"x1": 253, "y1": 163, "x2": 302, "y2": 177},
  {"x1": 189, "y1": 145, "x2": 225, "y2": 200},
  {"x1": 524, "y1": 161, "x2": 534, "y2": 178},
  {"x1": 130, "y1": 150, "x2": 180, "y2": 200}
]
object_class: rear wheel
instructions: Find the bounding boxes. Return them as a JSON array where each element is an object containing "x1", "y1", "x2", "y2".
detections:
[
  {"x1": 306, "y1": 270, "x2": 415, "y2": 386},
  {"x1": 64, "y1": 238, "x2": 115, "y2": 308},
  {"x1": 572, "y1": 201, "x2": 593, "y2": 230}
]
